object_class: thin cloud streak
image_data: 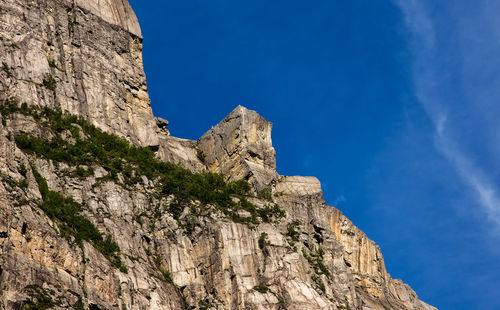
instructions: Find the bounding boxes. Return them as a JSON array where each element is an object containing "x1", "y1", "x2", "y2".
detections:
[
  {"x1": 395, "y1": 0, "x2": 500, "y2": 228},
  {"x1": 435, "y1": 115, "x2": 500, "y2": 226}
]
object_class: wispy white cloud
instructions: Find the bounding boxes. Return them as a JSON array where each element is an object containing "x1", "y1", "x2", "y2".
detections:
[
  {"x1": 394, "y1": 0, "x2": 500, "y2": 228},
  {"x1": 434, "y1": 114, "x2": 500, "y2": 226}
]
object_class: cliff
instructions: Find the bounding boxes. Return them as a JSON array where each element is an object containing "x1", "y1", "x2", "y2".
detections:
[{"x1": 0, "y1": 0, "x2": 436, "y2": 309}]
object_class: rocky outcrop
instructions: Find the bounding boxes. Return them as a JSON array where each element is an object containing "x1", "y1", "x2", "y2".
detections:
[
  {"x1": 275, "y1": 176, "x2": 325, "y2": 204},
  {"x1": 0, "y1": 0, "x2": 436, "y2": 309},
  {"x1": 198, "y1": 106, "x2": 278, "y2": 191}
]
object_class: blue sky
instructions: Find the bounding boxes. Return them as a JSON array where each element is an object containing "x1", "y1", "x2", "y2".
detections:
[{"x1": 128, "y1": 1, "x2": 500, "y2": 309}]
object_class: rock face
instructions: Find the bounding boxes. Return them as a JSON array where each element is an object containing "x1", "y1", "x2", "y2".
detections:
[
  {"x1": 0, "y1": 1, "x2": 436, "y2": 310},
  {"x1": 198, "y1": 106, "x2": 278, "y2": 191},
  {"x1": 0, "y1": 0, "x2": 155, "y2": 147},
  {"x1": 75, "y1": 0, "x2": 142, "y2": 37}
]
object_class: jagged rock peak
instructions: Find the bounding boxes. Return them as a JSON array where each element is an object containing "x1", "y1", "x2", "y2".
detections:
[
  {"x1": 75, "y1": 0, "x2": 142, "y2": 37},
  {"x1": 198, "y1": 106, "x2": 278, "y2": 191}
]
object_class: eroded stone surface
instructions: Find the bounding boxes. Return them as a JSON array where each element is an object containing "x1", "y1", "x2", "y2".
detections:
[{"x1": 198, "y1": 106, "x2": 278, "y2": 191}]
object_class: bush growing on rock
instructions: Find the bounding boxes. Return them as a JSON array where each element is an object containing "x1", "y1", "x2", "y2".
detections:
[{"x1": 5, "y1": 103, "x2": 287, "y2": 235}]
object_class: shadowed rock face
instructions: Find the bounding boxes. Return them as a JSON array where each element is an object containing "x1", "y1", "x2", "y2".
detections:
[
  {"x1": 0, "y1": 0, "x2": 437, "y2": 309},
  {"x1": 198, "y1": 106, "x2": 278, "y2": 191}
]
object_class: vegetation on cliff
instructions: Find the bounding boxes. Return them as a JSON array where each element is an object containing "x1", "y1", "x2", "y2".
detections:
[
  {"x1": 31, "y1": 165, "x2": 124, "y2": 270},
  {"x1": 1, "y1": 99, "x2": 285, "y2": 234}
]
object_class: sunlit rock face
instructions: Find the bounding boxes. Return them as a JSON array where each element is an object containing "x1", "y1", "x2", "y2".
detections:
[
  {"x1": 198, "y1": 105, "x2": 278, "y2": 192},
  {"x1": 75, "y1": 0, "x2": 142, "y2": 38},
  {"x1": 0, "y1": 0, "x2": 436, "y2": 309}
]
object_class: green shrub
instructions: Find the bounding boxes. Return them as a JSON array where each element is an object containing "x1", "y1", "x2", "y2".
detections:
[
  {"x1": 48, "y1": 59, "x2": 58, "y2": 69},
  {"x1": 18, "y1": 179, "x2": 29, "y2": 191},
  {"x1": 2, "y1": 62, "x2": 12, "y2": 76},
  {"x1": 302, "y1": 247, "x2": 330, "y2": 277},
  {"x1": 0, "y1": 171, "x2": 28, "y2": 191},
  {"x1": 253, "y1": 284, "x2": 269, "y2": 294},
  {"x1": 286, "y1": 220, "x2": 301, "y2": 241},
  {"x1": 257, "y1": 204, "x2": 285, "y2": 223},
  {"x1": 228, "y1": 179, "x2": 251, "y2": 196},
  {"x1": 257, "y1": 188, "x2": 272, "y2": 201},
  {"x1": 0, "y1": 97, "x2": 19, "y2": 125},
  {"x1": 31, "y1": 165, "x2": 124, "y2": 269},
  {"x1": 160, "y1": 268, "x2": 174, "y2": 284},
  {"x1": 6, "y1": 104, "x2": 284, "y2": 230},
  {"x1": 73, "y1": 296, "x2": 85, "y2": 310},
  {"x1": 168, "y1": 200, "x2": 184, "y2": 220},
  {"x1": 18, "y1": 163, "x2": 28, "y2": 177},
  {"x1": 311, "y1": 274, "x2": 326, "y2": 294},
  {"x1": 258, "y1": 232, "x2": 269, "y2": 250},
  {"x1": 23, "y1": 284, "x2": 58, "y2": 309},
  {"x1": 41, "y1": 74, "x2": 57, "y2": 92},
  {"x1": 153, "y1": 255, "x2": 162, "y2": 266},
  {"x1": 198, "y1": 301, "x2": 211, "y2": 310}
]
